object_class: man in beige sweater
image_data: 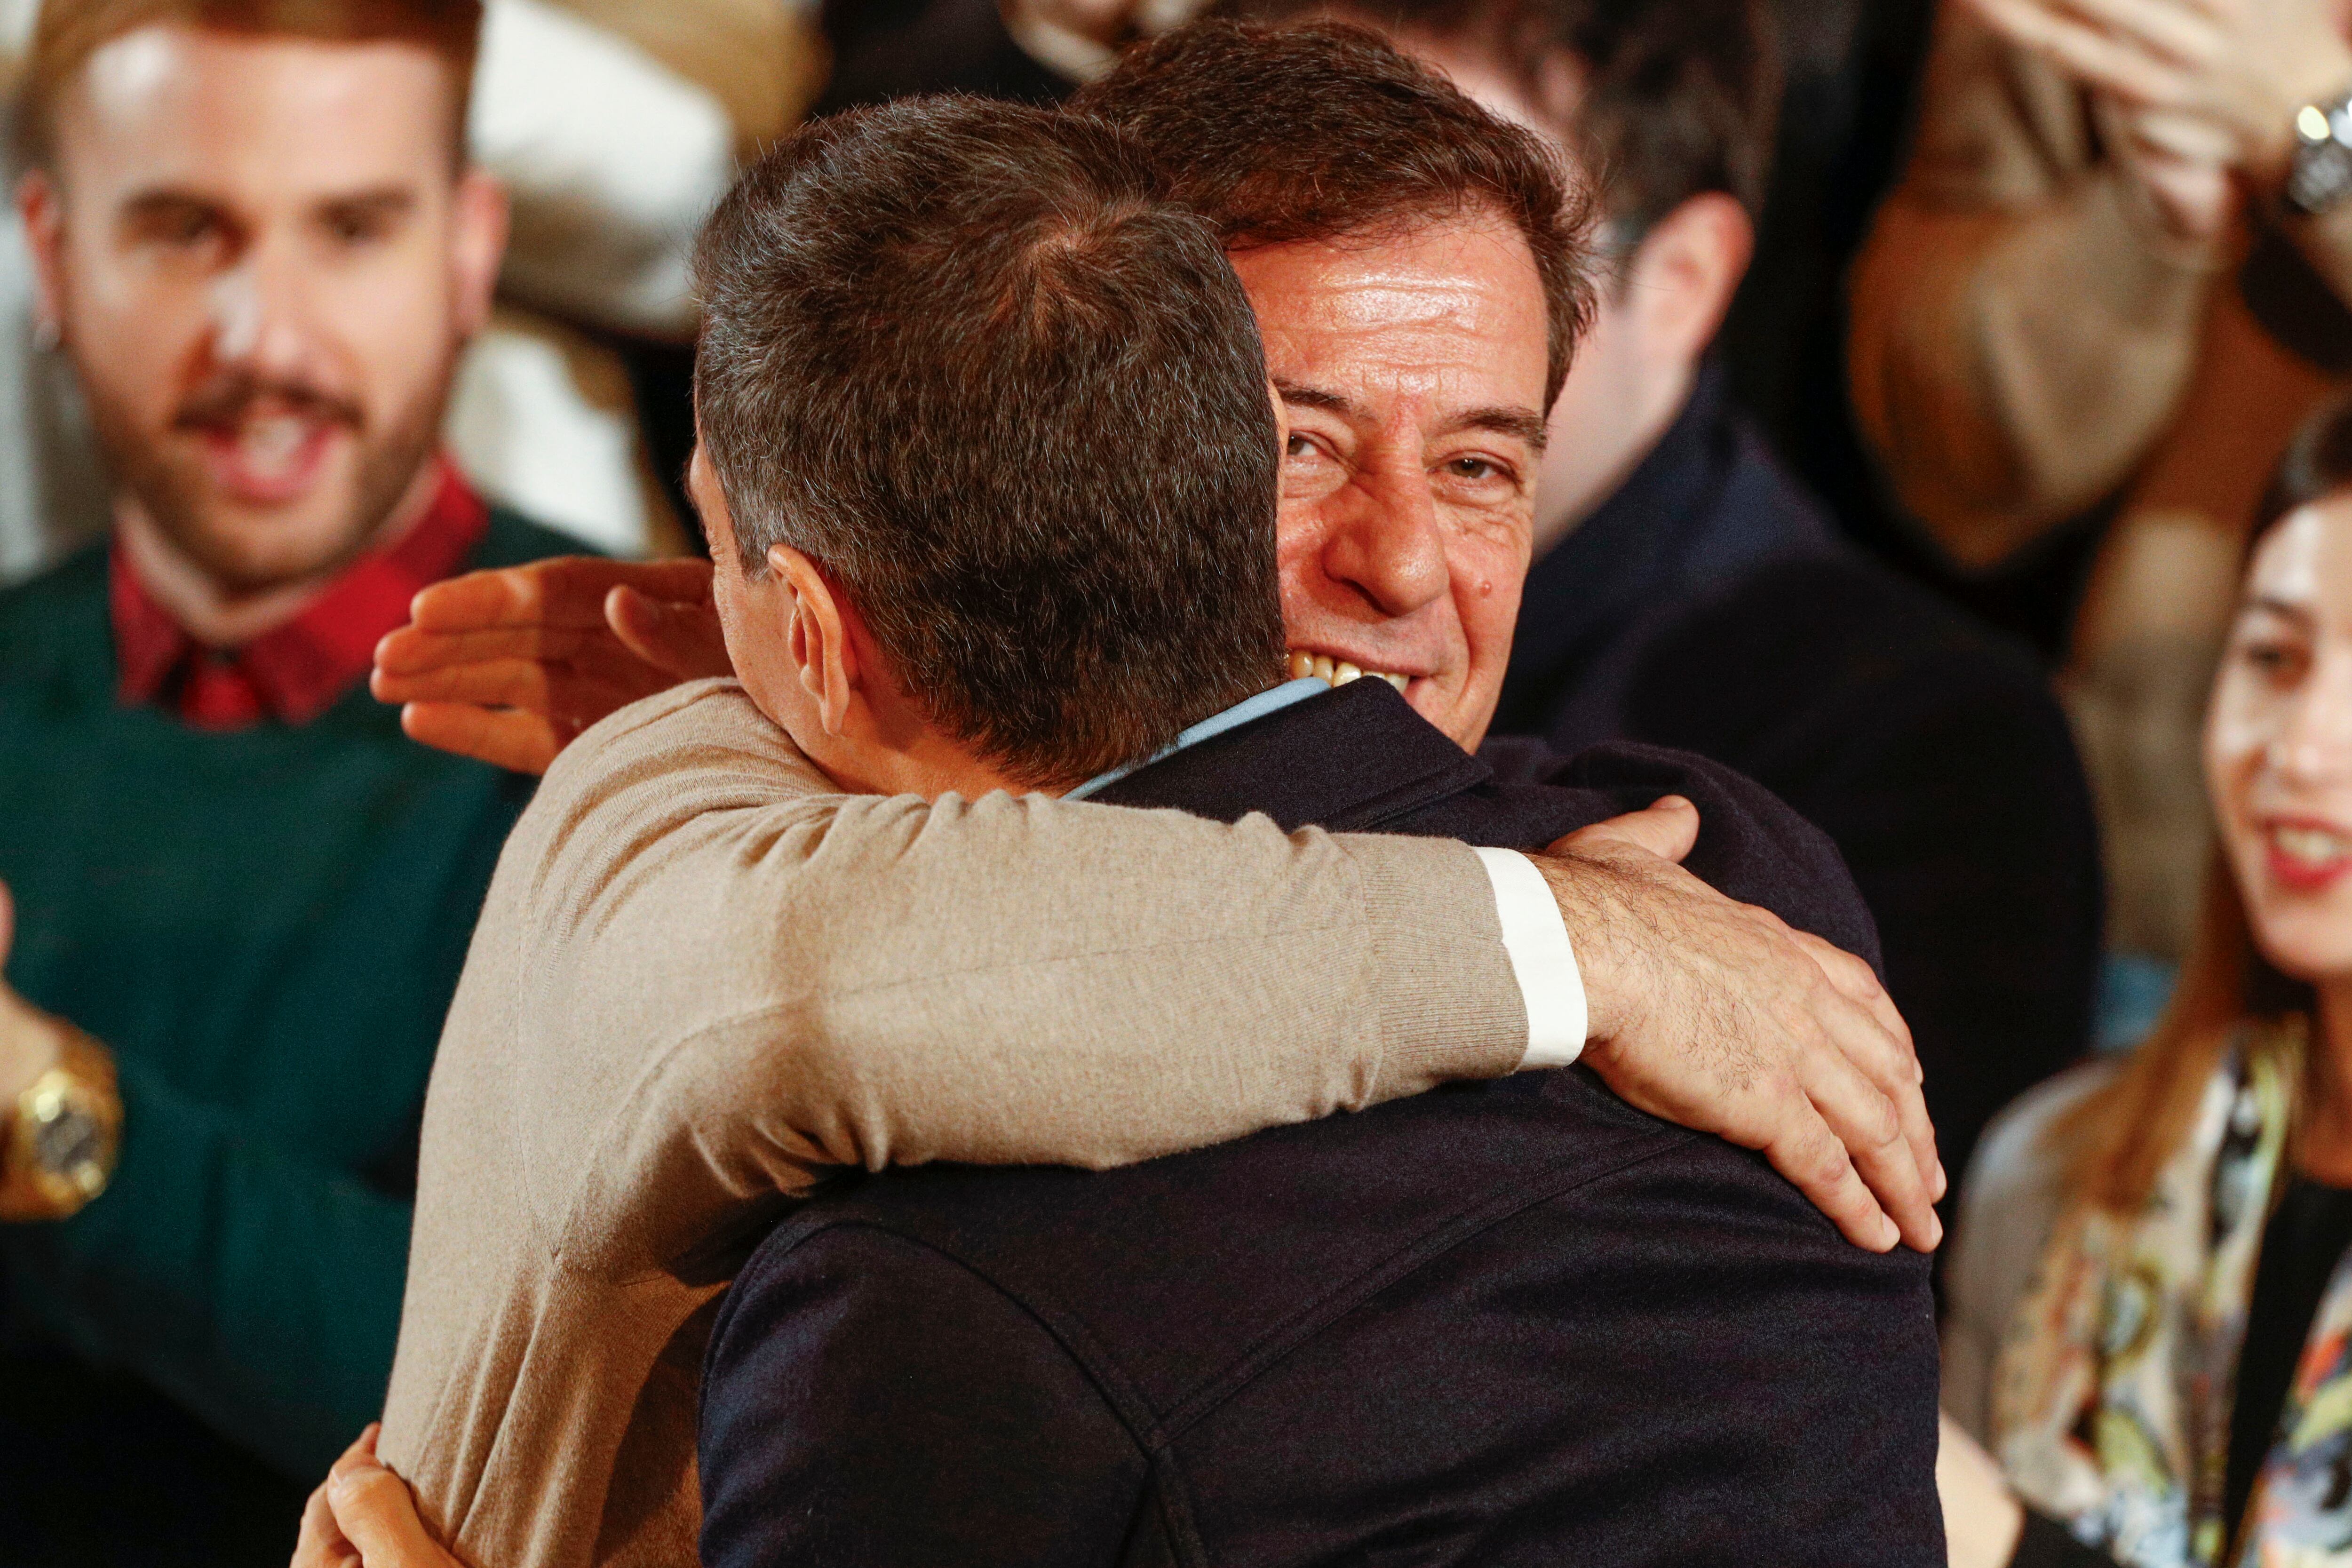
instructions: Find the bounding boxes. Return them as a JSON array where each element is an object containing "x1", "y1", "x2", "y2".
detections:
[{"x1": 309, "y1": 49, "x2": 1939, "y2": 1568}]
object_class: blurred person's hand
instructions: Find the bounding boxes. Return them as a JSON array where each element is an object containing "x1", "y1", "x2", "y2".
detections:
[
  {"x1": 372, "y1": 557, "x2": 729, "y2": 774},
  {"x1": 1964, "y1": 0, "x2": 2352, "y2": 184},
  {"x1": 1005, "y1": 0, "x2": 1206, "y2": 46},
  {"x1": 0, "y1": 882, "x2": 72, "y2": 1110},
  {"x1": 2101, "y1": 92, "x2": 2244, "y2": 245},
  {"x1": 1009, "y1": 0, "x2": 1143, "y2": 46},
  {"x1": 1534, "y1": 799, "x2": 1943, "y2": 1256},
  {"x1": 292, "y1": 1426, "x2": 461, "y2": 1568},
  {"x1": 1938, "y1": 1411, "x2": 2027, "y2": 1568}
]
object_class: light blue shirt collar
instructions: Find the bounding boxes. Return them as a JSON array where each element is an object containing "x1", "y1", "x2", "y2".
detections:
[{"x1": 1064, "y1": 677, "x2": 1330, "y2": 801}]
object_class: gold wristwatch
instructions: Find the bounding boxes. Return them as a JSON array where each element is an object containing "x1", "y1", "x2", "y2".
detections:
[{"x1": 0, "y1": 1028, "x2": 121, "y2": 1222}]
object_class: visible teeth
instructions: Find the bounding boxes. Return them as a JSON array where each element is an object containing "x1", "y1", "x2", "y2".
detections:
[
  {"x1": 2274, "y1": 825, "x2": 2349, "y2": 864},
  {"x1": 1285, "y1": 652, "x2": 1413, "y2": 694},
  {"x1": 242, "y1": 415, "x2": 308, "y2": 474}
]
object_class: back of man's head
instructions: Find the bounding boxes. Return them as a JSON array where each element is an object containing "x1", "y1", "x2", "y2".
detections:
[
  {"x1": 1229, "y1": 0, "x2": 1776, "y2": 242},
  {"x1": 693, "y1": 96, "x2": 1287, "y2": 791},
  {"x1": 21, "y1": 0, "x2": 483, "y2": 168},
  {"x1": 1073, "y1": 18, "x2": 1591, "y2": 409}
]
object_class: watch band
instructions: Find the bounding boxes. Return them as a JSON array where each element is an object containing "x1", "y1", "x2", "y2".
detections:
[
  {"x1": 2287, "y1": 85, "x2": 2352, "y2": 216},
  {"x1": 0, "y1": 1028, "x2": 122, "y2": 1222}
]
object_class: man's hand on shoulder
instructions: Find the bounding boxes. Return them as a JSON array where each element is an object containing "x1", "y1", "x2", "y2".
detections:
[
  {"x1": 1531, "y1": 800, "x2": 1945, "y2": 1255},
  {"x1": 371, "y1": 556, "x2": 729, "y2": 774},
  {"x1": 292, "y1": 1427, "x2": 461, "y2": 1568}
]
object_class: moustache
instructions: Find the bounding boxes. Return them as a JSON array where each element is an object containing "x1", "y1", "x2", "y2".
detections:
[{"x1": 172, "y1": 374, "x2": 364, "y2": 435}]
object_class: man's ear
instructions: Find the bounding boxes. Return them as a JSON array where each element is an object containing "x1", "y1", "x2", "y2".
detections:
[
  {"x1": 1620, "y1": 191, "x2": 1754, "y2": 370},
  {"x1": 768, "y1": 544, "x2": 862, "y2": 736},
  {"x1": 19, "y1": 171, "x2": 67, "y2": 349},
  {"x1": 448, "y1": 168, "x2": 510, "y2": 341}
]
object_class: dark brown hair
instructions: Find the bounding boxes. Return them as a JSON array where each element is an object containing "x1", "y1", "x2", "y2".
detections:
[
  {"x1": 1227, "y1": 0, "x2": 1777, "y2": 241},
  {"x1": 21, "y1": 0, "x2": 483, "y2": 167},
  {"x1": 692, "y1": 96, "x2": 1287, "y2": 791},
  {"x1": 2059, "y1": 400, "x2": 2350, "y2": 1214},
  {"x1": 1072, "y1": 18, "x2": 1594, "y2": 409}
]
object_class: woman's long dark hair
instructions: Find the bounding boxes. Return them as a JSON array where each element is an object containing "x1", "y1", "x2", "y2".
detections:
[{"x1": 2058, "y1": 399, "x2": 2347, "y2": 1212}]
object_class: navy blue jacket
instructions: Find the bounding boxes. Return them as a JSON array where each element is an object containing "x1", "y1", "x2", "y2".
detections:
[
  {"x1": 699, "y1": 679, "x2": 1943, "y2": 1567},
  {"x1": 1496, "y1": 366, "x2": 2103, "y2": 1205}
]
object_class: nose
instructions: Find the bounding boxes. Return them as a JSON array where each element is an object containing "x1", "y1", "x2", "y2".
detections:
[
  {"x1": 205, "y1": 238, "x2": 324, "y2": 386},
  {"x1": 2272, "y1": 645, "x2": 2352, "y2": 782},
  {"x1": 1317, "y1": 454, "x2": 1450, "y2": 623}
]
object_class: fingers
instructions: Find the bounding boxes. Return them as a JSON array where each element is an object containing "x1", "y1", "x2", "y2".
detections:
[
  {"x1": 1788, "y1": 932, "x2": 1914, "y2": 1065},
  {"x1": 2045, "y1": 0, "x2": 2226, "y2": 70},
  {"x1": 1753, "y1": 1092, "x2": 1901, "y2": 1253},
  {"x1": 1966, "y1": 0, "x2": 2198, "y2": 107},
  {"x1": 373, "y1": 622, "x2": 618, "y2": 678},
  {"x1": 324, "y1": 1428, "x2": 460, "y2": 1568},
  {"x1": 1547, "y1": 796, "x2": 1700, "y2": 865},
  {"x1": 1787, "y1": 932, "x2": 1945, "y2": 1205},
  {"x1": 398, "y1": 703, "x2": 564, "y2": 776},
  {"x1": 328, "y1": 1467, "x2": 456, "y2": 1568},
  {"x1": 605, "y1": 585, "x2": 734, "y2": 682},
  {"x1": 406, "y1": 557, "x2": 712, "y2": 635},
  {"x1": 295, "y1": 1480, "x2": 358, "y2": 1568},
  {"x1": 0, "y1": 878, "x2": 13, "y2": 967},
  {"x1": 1794, "y1": 1011, "x2": 1943, "y2": 1252}
]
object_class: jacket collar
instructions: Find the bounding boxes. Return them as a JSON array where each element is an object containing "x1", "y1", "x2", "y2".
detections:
[{"x1": 1090, "y1": 676, "x2": 1488, "y2": 832}]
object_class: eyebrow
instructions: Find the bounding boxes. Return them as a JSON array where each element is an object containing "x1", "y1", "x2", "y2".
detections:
[
  {"x1": 2245, "y1": 595, "x2": 2318, "y2": 628},
  {"x1": 119, "y1": 187, "x2": 226, "y2": 223},
  {"x1": 317, "y1": 187, "x2": 418, "y2": 222},
  {"x1": 1274, "y1": 380, "x2": 1549, "y2": 454}
]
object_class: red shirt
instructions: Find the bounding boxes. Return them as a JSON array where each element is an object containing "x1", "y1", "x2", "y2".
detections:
[{"x1": 112, "y1": 460, "x2": 489, "y2": 731}]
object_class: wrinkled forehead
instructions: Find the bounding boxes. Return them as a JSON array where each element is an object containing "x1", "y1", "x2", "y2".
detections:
[
  {"x1": 52, "y1": 22, "x2": 461, "y2": 201},
  {"x1": 1228, "y1": 214, "x2": 1550, "y2": 415}
]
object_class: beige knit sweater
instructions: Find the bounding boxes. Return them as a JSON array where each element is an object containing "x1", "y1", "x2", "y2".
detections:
[{"x1": 376, "y1": 680, "x2": 1530, "y2": 1568}]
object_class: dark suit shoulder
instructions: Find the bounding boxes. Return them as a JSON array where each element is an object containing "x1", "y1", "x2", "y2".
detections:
[
  {"x1": 700, "y1": 1224, "x2": 1155, "y2": 1568},
  {"x1": 724, "y1": 1069, "x2": 1940, "y2": 1565},
  {"x1": 753, "y1": 1071, "x2": 1683, "y2": 1417}
]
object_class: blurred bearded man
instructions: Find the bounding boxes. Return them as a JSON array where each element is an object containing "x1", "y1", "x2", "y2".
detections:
[{"x1": 0, "y1": 3, "x2": 580, "y2": 1561}]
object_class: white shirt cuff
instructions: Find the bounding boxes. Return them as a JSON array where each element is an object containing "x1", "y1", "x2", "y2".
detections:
[{"x1": 1471, "y1": 848, "x2": 1587, "y2": 1069}]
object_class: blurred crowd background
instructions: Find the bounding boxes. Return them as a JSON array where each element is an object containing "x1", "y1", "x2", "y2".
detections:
[{"x1": 16, "y1": 0, "x2": 2352, "y2": 1562}]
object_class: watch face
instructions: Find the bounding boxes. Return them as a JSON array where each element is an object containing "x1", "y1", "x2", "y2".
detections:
[{"x1": 32, "y1": 1101, "x2": 105, "y2": 1189}]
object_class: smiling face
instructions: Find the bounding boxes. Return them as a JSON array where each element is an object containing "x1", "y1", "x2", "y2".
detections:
[
  {"x1": 2208, "y1": 496, "x2": 2352, "y2": 985},
  {"x1": 22, "y1": 23, "x2": 502, "y2": 595},
  {"x1": 1236, "y1": 214, "x2": 1550, "y2": 751}
]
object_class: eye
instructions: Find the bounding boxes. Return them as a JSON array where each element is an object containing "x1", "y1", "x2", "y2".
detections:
[
  {"x1": 1448, "y1": 456, "x2": 1501, "y2": 481},
  {"x1": 2239, "y1": 634, "x2": 2309, "y2": 682}
]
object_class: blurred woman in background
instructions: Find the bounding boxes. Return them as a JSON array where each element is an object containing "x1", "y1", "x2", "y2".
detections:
[{"x1": 1939, "y1": 396, "x2": 2352, "y2": 1566}]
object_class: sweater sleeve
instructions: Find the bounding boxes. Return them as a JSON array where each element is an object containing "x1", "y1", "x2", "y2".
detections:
[
  {"x1": 524, "y1": 688, "x2": 1536, "y2": 1278},
  {"x1": 3, "y1": 1049, "x2": 408, "y2": 1477},
  {"x1": 1846, "y1": 8, "x2": 2219, "y2": 566}
]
